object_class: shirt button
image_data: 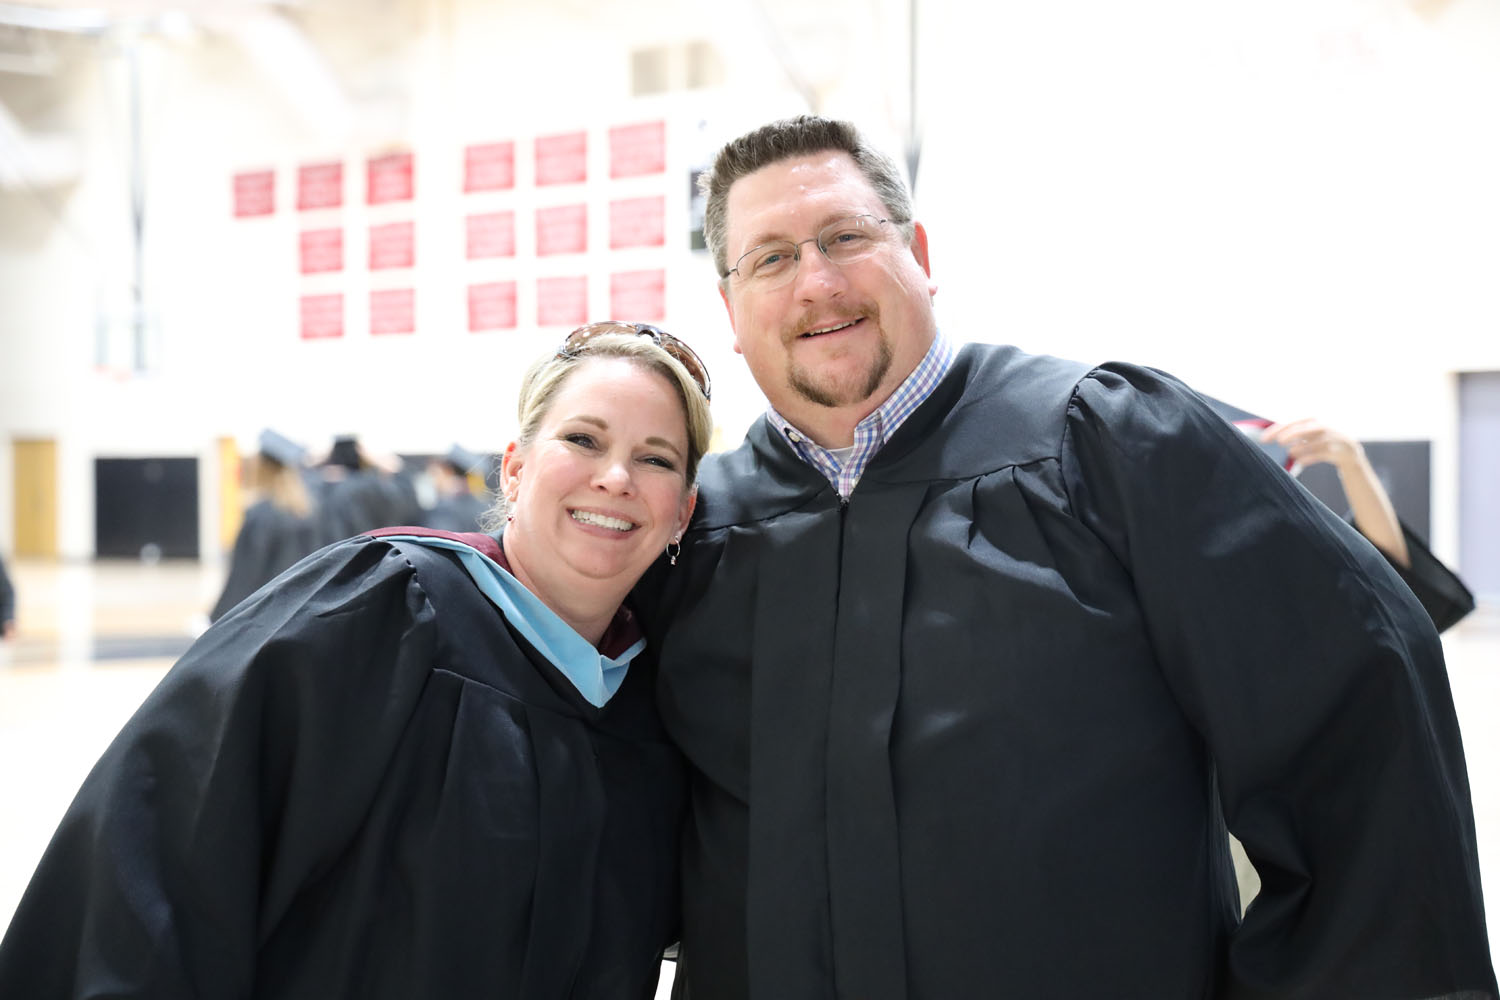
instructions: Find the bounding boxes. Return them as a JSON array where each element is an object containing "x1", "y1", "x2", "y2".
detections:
[{"x1": 787, "y1": 430, "x2": 801, "y2": 443}]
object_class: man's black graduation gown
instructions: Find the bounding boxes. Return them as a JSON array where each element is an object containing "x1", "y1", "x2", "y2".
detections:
[
  {"x1": 642, "y1": 344, "x2": 1494, "y2": 999},
  {"x1": 0, "y1": 533, "x2": 685, "y2": 999}
]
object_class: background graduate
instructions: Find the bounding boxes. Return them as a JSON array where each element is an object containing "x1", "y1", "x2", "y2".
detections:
[
  {"x1": 0, "y1": 550, "x2": 14, "y2": 640},
  {"x1": 422, "y1": 443, "x2": 494, "y2": 533},
  {"x1": 208, "y1": 429, "x2": 325, "y2": 624},
  {"x1": 0, "y1": 324, "x2": 712, "y2": 999}
]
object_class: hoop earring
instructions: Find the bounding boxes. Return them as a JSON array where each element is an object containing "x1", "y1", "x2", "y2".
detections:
[{"x1": 667, "y1": 537, "x2": 681, "y2": 567}]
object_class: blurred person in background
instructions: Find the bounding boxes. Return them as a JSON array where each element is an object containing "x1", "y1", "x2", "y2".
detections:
[
  {"x1": 0, "y1": 324, "x2": 712, "y2": 999},
  {"x1": 0, "y1": 551, "x2": 14, "y2": 640},
  {"x1": 208, "y1": 429, "x2": 326, "y2": 623},
  {"x1": 422, "y1": 444, "x2": 493, "y2": 533},
  {"x1": 1263, "y1": 416, "x2": 1475, "y2": 631},
  {"x1": 313, "y1": 434, "x2": 425, "y2": 543}
]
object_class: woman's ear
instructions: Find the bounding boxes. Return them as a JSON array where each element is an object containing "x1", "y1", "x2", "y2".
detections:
[{"x1": 500, "y1": 441, "x2": 524, "y2": 505}]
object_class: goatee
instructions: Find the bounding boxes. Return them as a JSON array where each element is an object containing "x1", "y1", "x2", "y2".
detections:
[{"x1": 788, "y1": 335, "x2": 893, "y2": 409}]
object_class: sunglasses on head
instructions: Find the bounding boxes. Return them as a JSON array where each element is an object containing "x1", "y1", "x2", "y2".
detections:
[{"x1": 557, "y1": 321, "x2": 712, "y2": 402}]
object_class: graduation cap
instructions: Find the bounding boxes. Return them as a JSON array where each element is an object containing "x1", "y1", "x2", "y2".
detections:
[
  {"x1": 326, "y1": 435, "x2": 363, "y2": 470},
  {"x1": 1198, "y1": 394, "x2": 1295, "y2": 472},
  {"x1": 445, "y1": 444, "x2": 485, "y2": 476},
  {"x1": 258, "y1": 429, "x2": 308, "y2": 468}
]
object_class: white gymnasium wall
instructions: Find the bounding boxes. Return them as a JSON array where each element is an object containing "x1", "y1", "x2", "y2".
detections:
[
  {"x1": 916, "y1": 0, "x2": 1500, "y2": 562},
  {"x1": 1, "y1": 0, "x2": 1496, "y2": 560}
]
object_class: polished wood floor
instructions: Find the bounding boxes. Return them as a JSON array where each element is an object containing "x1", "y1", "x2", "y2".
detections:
[{"x1": 2, "y1": 556, "x2": 1498, "y2": 979}]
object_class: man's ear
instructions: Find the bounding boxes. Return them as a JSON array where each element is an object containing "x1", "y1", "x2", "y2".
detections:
[
  {"x1": 720, "y1": 284, "x2": 745, "y2": 356},
  {"x1": 910, "y1": 221, "x2": 934, "y2": 295}
]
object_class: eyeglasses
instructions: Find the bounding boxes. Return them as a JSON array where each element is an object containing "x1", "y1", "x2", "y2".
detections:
[
  {"x1": 726, "y1": 214, "x2": 901, "y2": 290},
  {"x1": 558, "y1": 321, "x2": 712, "y2": 402}
]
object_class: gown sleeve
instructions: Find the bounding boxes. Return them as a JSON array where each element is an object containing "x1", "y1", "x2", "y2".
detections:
[
  {"x1": 1061, "y1": 363, "x2": 1495, "y2": 1000},
  {"x1": 0, "y1": 537, "x2": 438, "y2": 999},
  {"x1": 1378, "y1": 520, "x2": 1477, "y2": 633}
]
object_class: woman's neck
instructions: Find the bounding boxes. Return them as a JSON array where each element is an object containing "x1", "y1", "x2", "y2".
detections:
[{"x1": 498, "y1": 532, "x2": 621, "y2": 647}]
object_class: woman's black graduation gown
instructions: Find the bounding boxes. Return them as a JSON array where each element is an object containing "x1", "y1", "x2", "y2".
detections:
[
  {"x1": 641, "y1": 344, "x2": 1495, "y2": 999},
  {"x1": 0, "y1": 532, "x2": 685, "y2": 999}
]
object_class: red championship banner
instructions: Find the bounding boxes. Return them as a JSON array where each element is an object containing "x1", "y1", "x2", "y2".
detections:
[
  {"x1": 369, "y1": 221, "x2": 415, "y2": 270},
  {"x1": 367, "y1": 151, "x2": 415, "y2": 205},
  {"x1": 535, "y1": 131, "x2": 587, "y2": 186},
  {"x1": 610, "y1": 269, "x2": 666, "y2": 321},
  {"x1": 464, "y1": 141, "x2": 516, "y2": 193},
  {"x1": 609, "y1": 196, "x2": 666, "y2": 250},
  {"x1": 468, "y1": 281, "x2": 518, "y2": 332},
  {"x1": 466, "y1": 211, "x2": 516, "y2": 259},
  {"x1": 609, "y1": 121, "x2": 666, "y2": 179},
  {"x1": 299, "y1": 293, "x2": 344, "y2": 340},
  {"x1": 299, "y1": 228, "x2": 343, "y2": 274},
  {"x1": 537, "y1": 276, "x2": 588, "y2": 328},
  {"x1": 370, "y1": 288, "x2": 416, "y2": 336},
  {"x1": 536, "y1": 204, "x2": 588, "y2": 256},
  {"x1": 297, "y1": 161, "x2": 343, "y2": 211},
  {"x1": 233, "y1": 170, "x2": 274, "y2": 217}
]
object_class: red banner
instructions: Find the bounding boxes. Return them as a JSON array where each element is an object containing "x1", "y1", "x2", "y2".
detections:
[
  {"x1": 370, "y1": 288, "x2": 416, "y2": 335},
  {"x1": 464, "y1": 141, "x2": 515, "y2": 192},
  {"x1": 299, "y1": 228, "x2": 344, "y2": 274},
  {"x1": 367, "y1": 151, "x2": 415, "y2": 205},
  {"x1": 233, "y1": 170, "x2": 274, "y2": 217},
  {"x1": 299, "y1": 293, "x2": 344, "y2": 340},
  {"x1": 297, "y1": 161, "x2": 343, "y2": 211},
  {"x1": 369, "y1": 221, "x2": 415, "y2": 270},
  {"x1": 468, "y1": 281, "x2": 518, "y2": 332},
  {"x1": 466, "y1": 211, "x2": 516, "y2": 259},
  {"x1": 536, "y1": 204, "x2": 588, "y2": 256},
  {"x1": 535, "y1": 131, "x2": 587, "y2": 186},
  {"x1": 609, "y1": 121, "x2": 666, "y2": 178},
  {"x1": 609, "y1": 196, "x2": 666, "y2": 249},
  {"x1": 537, "y1": 276, "x2": 588, "y2": 328},
  {"x1": 610, "y1": 270, "x2": 666, "y2": 321}
]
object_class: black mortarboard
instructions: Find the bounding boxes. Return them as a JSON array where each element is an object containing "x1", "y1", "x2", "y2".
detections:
[
  {"x1": 258, "y1": 429, "x2": 307, "y2": 468},
  {"x1": 327, "y1": 435, "x2": 363, "y2": 470}
]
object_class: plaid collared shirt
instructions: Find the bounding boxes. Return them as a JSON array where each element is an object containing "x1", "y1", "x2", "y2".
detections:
[{"x1": 768, "y1": 331, "x2": 956, "y2": 499}]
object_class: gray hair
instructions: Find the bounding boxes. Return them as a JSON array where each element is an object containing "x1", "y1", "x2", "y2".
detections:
[{"x1": 699, "y1": 115, "x2": 915, "y2": 279}]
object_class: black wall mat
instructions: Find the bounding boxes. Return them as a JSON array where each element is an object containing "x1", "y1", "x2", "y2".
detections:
[{"x1": 95, "y1": 457, "x2": 200, "y2": 559}]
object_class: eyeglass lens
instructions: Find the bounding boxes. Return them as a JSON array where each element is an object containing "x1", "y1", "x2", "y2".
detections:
[{"x1": 731, "y1": 215, "x2": 890, "y2": 288}]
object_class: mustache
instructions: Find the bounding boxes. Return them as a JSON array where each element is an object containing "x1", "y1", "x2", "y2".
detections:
[{"x1": 783, "y1": 307, "x2": 872, "y2": 340}]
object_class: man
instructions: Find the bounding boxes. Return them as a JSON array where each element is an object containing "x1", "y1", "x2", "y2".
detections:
[{"x1": 639, "y1": 115, "x2": 1495, "y2": 998}]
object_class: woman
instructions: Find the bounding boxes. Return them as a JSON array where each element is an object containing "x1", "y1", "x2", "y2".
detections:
[
  {"x1": 0, "y1": 323, "x2": 713, "y2": 999},
  {"x1": 209, "y1": 429, "x2": 325, "y2": 623}
]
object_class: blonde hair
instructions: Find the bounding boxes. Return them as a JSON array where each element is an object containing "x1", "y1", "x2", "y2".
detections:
[{"x1": 252, "y1": 454, "x2": 313, "y2": 519}]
